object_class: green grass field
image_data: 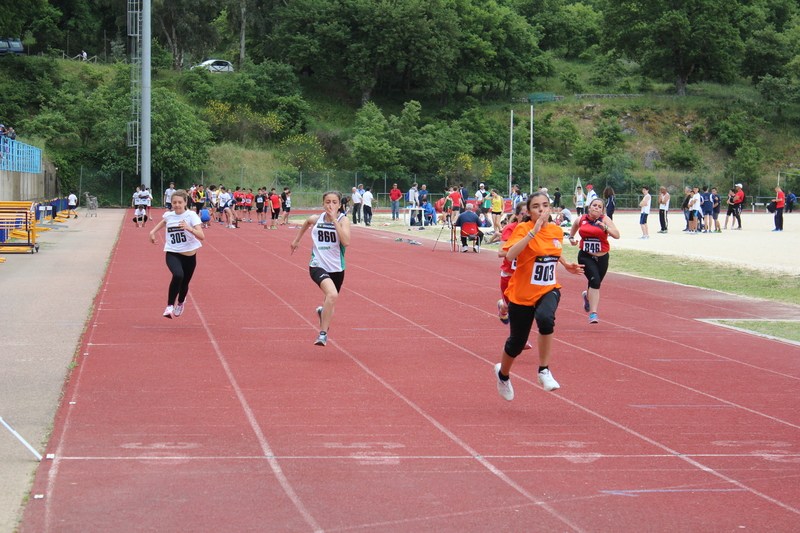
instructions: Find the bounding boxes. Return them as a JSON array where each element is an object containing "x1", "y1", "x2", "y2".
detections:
[{"x1": 558, "y1": 246, "x2": 800, "y2": 342}]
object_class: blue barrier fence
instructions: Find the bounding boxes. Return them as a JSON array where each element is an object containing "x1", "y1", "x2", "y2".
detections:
[{"x1": 0, "y1": 138, "x2": 42, "y2": 174}]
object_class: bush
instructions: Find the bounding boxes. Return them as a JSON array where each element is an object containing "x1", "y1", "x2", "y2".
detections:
[{"x1": 664, "y1": 138, "x2": 702, "y2": 170}]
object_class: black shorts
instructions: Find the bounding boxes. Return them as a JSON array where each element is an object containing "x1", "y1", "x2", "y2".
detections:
[
  {"x1": 309, "y1": 267, "x2": 345, "y2": 292},
  {"x1": 272, "y1": 209, "x2": 280, "y2": 220},
  {"x1": 283, "y1": 207, "x2": 291, "y2": 213},
  {"x1": 504, "y1": 288, "x2": 560, "y2": 357},
  {"x1": 165, "y1": 203, "x2": 172, "y2": 210},
  {"x1": 256, "y1": 207, "x2": 264, "y2": 213}
]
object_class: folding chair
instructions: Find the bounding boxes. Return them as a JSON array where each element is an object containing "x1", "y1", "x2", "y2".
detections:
[{"x1": 459, "y1": 222, "x2": 481, "y2": 253}]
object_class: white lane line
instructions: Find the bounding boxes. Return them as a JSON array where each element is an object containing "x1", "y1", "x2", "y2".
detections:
[
  {"x1": 204, "y1": 233, "x2": 800, "y2": 523},
  {"x1": 194, "y1": 302, "x2": 323, "y2": 533}
]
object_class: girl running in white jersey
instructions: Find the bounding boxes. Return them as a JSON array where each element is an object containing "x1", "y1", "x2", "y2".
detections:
[
  {"x1": 290, "y1": 191, "x2": 351, "y2": 346},
  {"x1": 149, "y1": 190, "x2": 205, "y2": 318}
]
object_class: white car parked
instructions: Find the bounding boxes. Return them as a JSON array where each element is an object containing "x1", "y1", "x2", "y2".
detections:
[{"x1": 190, "y1": 59, "x2": 234, "y2": 73}]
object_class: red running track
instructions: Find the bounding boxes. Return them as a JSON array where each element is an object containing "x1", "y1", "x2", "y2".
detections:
[{"x1": 21, "y1": 213, "x2": 800, "y2": 532}]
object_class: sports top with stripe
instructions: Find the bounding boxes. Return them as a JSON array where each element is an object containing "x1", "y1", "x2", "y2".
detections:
[
  {"x1": 310, "y1": 212, "x2": 346, "y2": 272},
  {"x1": 162, "y1": 210, "x2": 203, "y2": 253},
  {"x1": 577, "y1": 214, "x2": 610, "y2": 254}
]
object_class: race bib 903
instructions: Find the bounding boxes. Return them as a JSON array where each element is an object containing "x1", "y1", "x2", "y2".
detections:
[{"x1": 530, "y1": 255, "x2": 558, "y2": 286}]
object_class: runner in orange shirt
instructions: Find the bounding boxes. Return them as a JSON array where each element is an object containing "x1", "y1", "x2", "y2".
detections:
[{"x1": 493, "y1": 191, "x2": 583, "y2": 401}]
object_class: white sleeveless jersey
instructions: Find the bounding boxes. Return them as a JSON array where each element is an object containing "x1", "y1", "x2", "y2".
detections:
[{"x1": 310, "y1": 212, "x2": 346, "y2": 273}]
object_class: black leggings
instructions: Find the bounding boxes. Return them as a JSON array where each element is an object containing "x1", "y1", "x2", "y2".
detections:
[
  {"x1": 504, "y1": 289, "x2": 560, "y2": 357},
  {"x1": 578, "y1": 250, "x2": 609, "y2": 290},
  {"x1": 165, "y1": 252, "x2": 197, "y2": 306}
]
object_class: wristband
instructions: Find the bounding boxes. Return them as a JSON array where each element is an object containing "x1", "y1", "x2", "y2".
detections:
[{"x1": 527, "y1": 231, "x2": 536, "y2": 239}]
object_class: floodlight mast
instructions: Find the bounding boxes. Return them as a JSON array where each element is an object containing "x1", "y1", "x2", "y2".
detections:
[{"x1": 141, "y1": 0, "x2": 151, "y2": 189}]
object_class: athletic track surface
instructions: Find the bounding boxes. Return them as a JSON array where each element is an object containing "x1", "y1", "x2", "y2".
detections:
[{"x1": 20, "y1": 212, "x2": 800, "y2": 532}]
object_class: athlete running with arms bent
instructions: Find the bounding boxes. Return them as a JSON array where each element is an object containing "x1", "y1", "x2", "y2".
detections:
[{"x1": 291, "y1": 191, "x2": 352, "y2": 346}]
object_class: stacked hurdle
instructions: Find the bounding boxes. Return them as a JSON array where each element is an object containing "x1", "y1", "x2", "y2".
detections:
[{"x1": 0, "y1": 201, "x2": 41, "y2": 256}]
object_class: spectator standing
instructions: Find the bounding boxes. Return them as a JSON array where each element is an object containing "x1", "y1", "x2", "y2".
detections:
[
  {"x1": 586, "y1": 184, "x2": 598, "y2": 205},
  {"x1": 681, "y1": 187, "x2": 692, "y2": 231},
  {"x1": 81, "y1": 50, "x2": 88, "y2": 61},
  {"x1": 351, "y1": 186, "x2": 363, "y2": 224},
  {"x1": 389, "y1": 183, "x2": 403, "y2": 220},
  {"x1": 407, "y1": 183, "x2": 418, "y2": 225},
  {"x1": 418, "y1": 184, "x2": 429, "y2": 206},
  {"x1": 657, "y1": 187, "x2": 670, "y2": 233},
  {"x1": 773, "y1": 185, "x2": 785, "y2": 231},
  {"x1": 688, "y1": 186, "x2": 702, "y2": 234},
  {"x1": 459, "y1": 183, "x2": 469, "y2": 206},
  {"x1": 711, "y1": 187, "x2": 722, "y2": 232},
  {"x1": 475, "y1": 183, "x2": 488, "y2": 212},
  {"x1": 639, "y1": 186, "x2": 651, "y2": 239},
  {"x1": 164, "y1": 182, "x2": 176, "y2": 210},
  {"x1": 701, "y1": 186, "x2": 713, "y2": 233},
  {"x1": 732, "y1": 183, "x2": 745, "y2": 229},
  {"x1": 361, "y1": 187, "x2": 374, "y2": 226},
  {"x1": 552, "y1": 188, "x2": 562, "y2": 208},
  {"x1": 786, "y1": 191, "x2": 796, "y2": 213},
  {"x1": 281, "y1": 190, "x2": 292, "y2": 225},
  {"x1": 604, "y1": 187, "x2": 616, "y2": 220},
  {"x1": 574, "y1": 186, "x2": 586, "y2": 215}
]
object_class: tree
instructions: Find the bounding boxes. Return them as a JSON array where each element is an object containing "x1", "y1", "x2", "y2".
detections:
[
  {"x1": 347, "y1": 102, "x2": 401, "y2": 171},
  {"x1": 273, "y1": 0, "x2": 459, "y2": 105},
  {"x1": 154, "y1": 0, "x2": 223, "y2": 70},
  {"x1": 600, "y1": 0, "x2": 744, "y2": 95},
  {"x1": 741, "y1": 26, "x2": 792, "y2": 82},
  {"x1": 96, "y1": 88, "x2": 212, "y2": 176},
  {"x1": 757, "y1": 74, "x2": 799, "y2": 116}
]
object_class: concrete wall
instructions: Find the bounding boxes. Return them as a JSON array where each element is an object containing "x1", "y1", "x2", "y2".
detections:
[{"x1": 0, "y1": 161, "x2": 59, "y2": 201}]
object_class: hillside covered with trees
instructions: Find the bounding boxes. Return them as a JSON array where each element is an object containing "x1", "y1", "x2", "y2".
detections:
[{"x1": 4, "y1": 0, "x2": 800, "y2": 202}]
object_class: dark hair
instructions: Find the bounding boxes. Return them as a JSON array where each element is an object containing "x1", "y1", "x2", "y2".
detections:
[
  {"x1": 526, "y1": 190, "x2": 550, "y2": 210},
  {"x1": 322, "y1": 190, "x2": 342, "y2": 202},
  {"x1": 603, "y1": 187, "x2": 614, "y2": 199}
]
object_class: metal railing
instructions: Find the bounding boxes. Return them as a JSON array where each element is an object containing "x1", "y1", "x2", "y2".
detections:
[{"x1": 0, "y1": 139, "x2": 42, "y2": 174}]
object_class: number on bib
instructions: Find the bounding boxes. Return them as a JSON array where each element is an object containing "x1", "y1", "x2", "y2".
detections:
[
  {"x1": 530, "y1": 256, "x2": 558, "y2": 286},
  {"x1": 582, "y1": 238, "x2": 601, "y2": 254},
  {"x1": 317, "y1": 229, "x2": 337, "y2": 243}
]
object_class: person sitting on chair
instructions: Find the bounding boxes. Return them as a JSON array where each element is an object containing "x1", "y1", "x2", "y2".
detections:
[
  {"x1": 421, "y1": 199, "x2": 436, "y2": 226},
  {"x1": 454, "y1": 203, "x2": 484, "y2": 252}
]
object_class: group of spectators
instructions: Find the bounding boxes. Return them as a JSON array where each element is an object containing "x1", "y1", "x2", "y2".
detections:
[
  {"x1": 0, "y1": 124, "x2": 17, "y2": 161},
  {"x1": 133, "y1": 183, "x2": 293, "y2": 230}
]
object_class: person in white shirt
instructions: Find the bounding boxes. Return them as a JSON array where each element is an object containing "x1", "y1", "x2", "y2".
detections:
[
  {"x1": 574, "y1": 186, "x2": 586, "y2": 214},
  {"x1": 689, "y1": 186, "x2": 702, "y2": 234},
  {"x1": 658, "y1": 186, "x2": 670, "y2": 233},
  {"x1": 586, "y1": 184, "x2": 598, "y2": 205},
  {"x1": 164, "y1": 183, "x2": 176, "y2": 209},
  {"x1": 361, "y1": 187, "x2": 374, "y2": 226},
  {"x1": 217, "y1": 187, "x2": 235, "y2": 227},
  {"x1": 639, "y1": 186, "x2": 651, "y2": 239},
  {"x1": 148, "y1": 190, "x2": 205, "y2": 319},
  {"x1": 351, "y1": 187, "x2": 362, "y2": 224},
  {"x1": 67, "y1": 190, "x2": 78, "y2": 218}
]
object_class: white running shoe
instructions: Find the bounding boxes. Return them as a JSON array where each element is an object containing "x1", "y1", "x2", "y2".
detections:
[
  {"x1": 314, "y1": 332, "x2": 328, "y2": 346},
  {"x1": 173, "y1": 302, "x2": 184, "y2": 317},
  {"x1": 494, "y1": 363, "x2": 514, "y2": 401},
  {"x1": 537, "y1": 369, "x2": 560, "y2": 391},
  {"x1": 163, "y1": 305, "x2": 174, "y2": 319}
]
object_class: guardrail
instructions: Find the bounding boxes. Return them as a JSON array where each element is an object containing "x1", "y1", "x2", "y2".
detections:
[{"x1": 0, "y1": 138, "x2": 42, "y2": 174}]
